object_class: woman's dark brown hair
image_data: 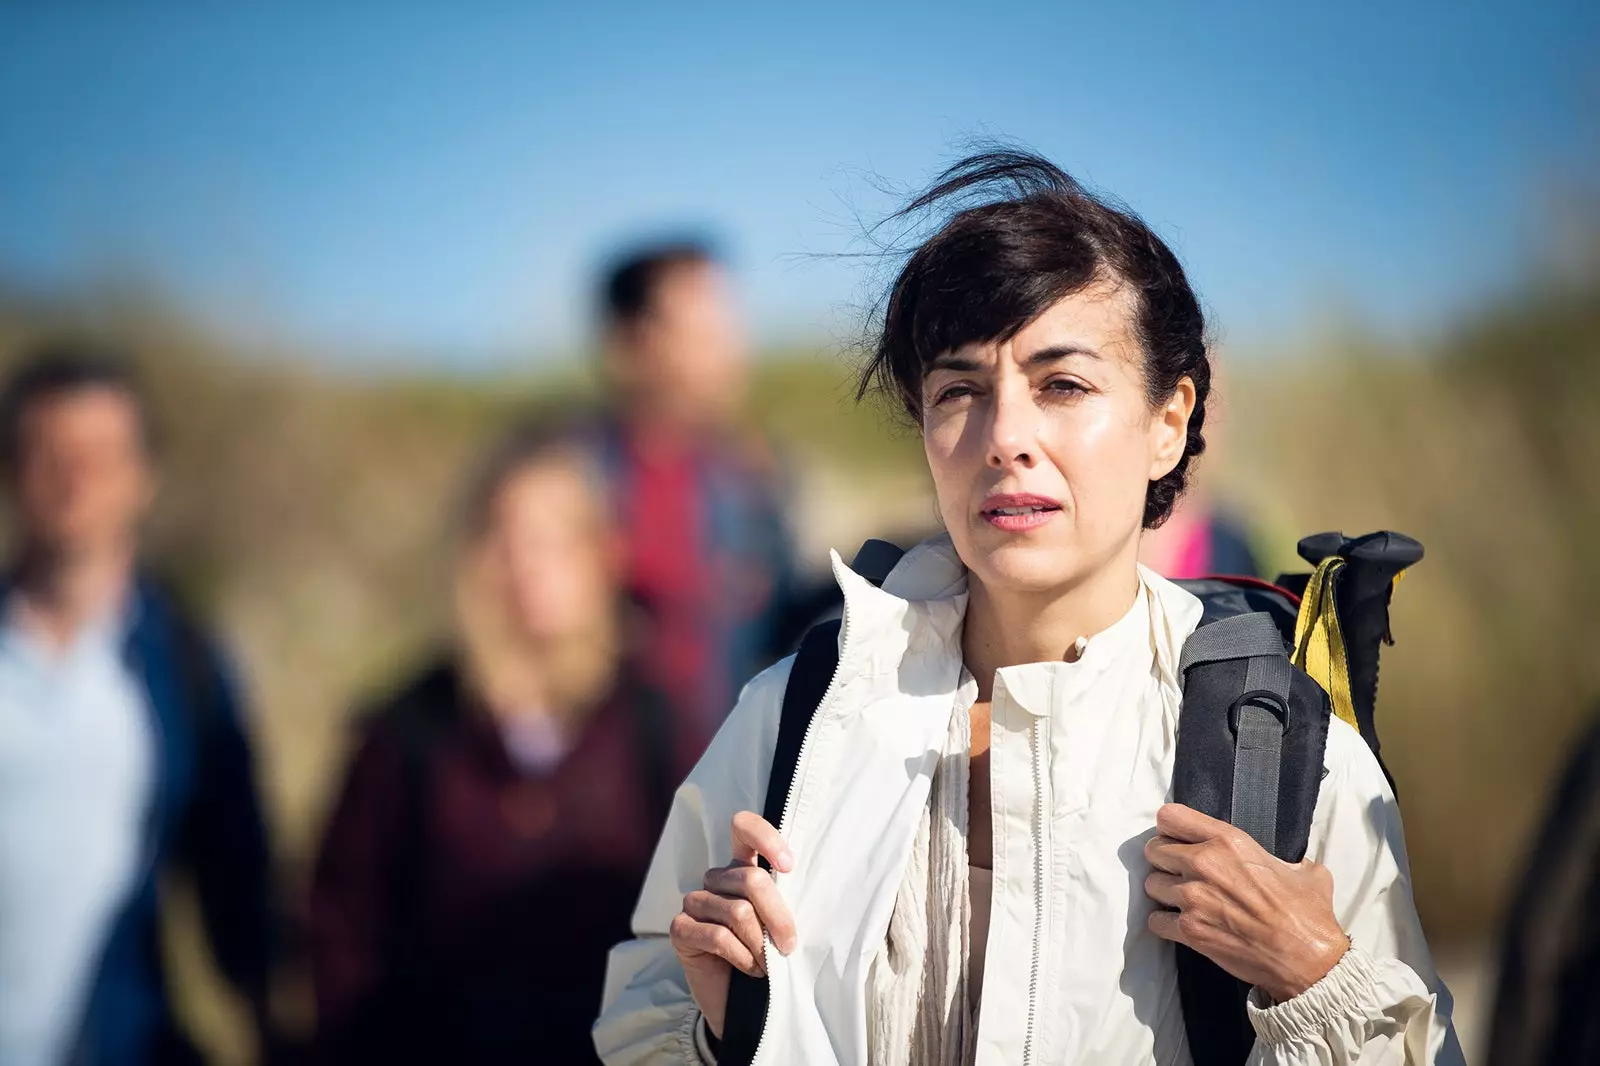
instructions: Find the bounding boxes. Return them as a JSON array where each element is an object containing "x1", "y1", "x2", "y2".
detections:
[
  {"x1": 858, "y1": 150, "x2": 1212, "y2": 528},
  {"x1": 455, "y1": 418, "x2": 597, "y2": 544}
]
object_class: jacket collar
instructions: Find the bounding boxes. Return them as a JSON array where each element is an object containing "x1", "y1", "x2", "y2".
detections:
[{"x1": 827, "y1": 533, "x2": 1202, "y2": 697}]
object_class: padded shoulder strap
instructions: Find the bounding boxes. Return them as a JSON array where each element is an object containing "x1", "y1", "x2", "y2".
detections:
[
  {"x1": 761, "y1": 619, "x2": 842, "y2": 831},
  {"x1": 1173, "y1": 611, "x2": 1333, "y2": 1066},
  {"x1": 850, "y1": 538, "x2": 906, "y2": 588},
  {"x1": 718, "y1": 618, "x2": 842, "y2": 1066},
  {"x1": 1180, "y1": 613, "x2": 1295, "y2": 854}
]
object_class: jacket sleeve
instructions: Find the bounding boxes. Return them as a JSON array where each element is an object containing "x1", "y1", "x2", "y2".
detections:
[
  {"x1": 1246, "y1": 722, "x2": 1466, "y2": 1065},
  {"x1": 183, "y1": 645, "x2": 275, "y2": 1010},
  {"x1": 308, "y1": 722, "x2": 409, "y2": 1057},
  {"x1": 593, "y1": 655, "x2": 794, "y2": 1065}
]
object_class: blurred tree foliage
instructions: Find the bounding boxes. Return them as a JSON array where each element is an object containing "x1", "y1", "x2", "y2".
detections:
[{"x1": 1449, "y1": 251, "x2": 1600, "y2": 551}]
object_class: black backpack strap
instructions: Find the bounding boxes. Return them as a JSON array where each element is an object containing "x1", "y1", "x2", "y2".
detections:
[
  {"x1": 721, "y1": 538, "x2": 903, "y2": 1063},
  {"x1": 718, "y1": 618, "x2": 842, "y2": 1065},
  {"x1": 1172, "y1": 611, "x2": 1333, "y2": 1066},
  {"x1": 761, "y1": 620, "x2": 843, "y2": 831},
  {"x1": 850, "y1": 538, "x2": 907, "y2": 587},
  {"x1": 629, "y1": 681, "x2": 680, "y2": 839},
  {"x1": 1178, "y1": 613, "x2": 1295, "y2": 852}
]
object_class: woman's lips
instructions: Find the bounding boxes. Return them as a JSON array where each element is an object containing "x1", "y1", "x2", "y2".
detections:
[{"x1": 980, "y1": 493, "x2": 1062, "y2": 532}]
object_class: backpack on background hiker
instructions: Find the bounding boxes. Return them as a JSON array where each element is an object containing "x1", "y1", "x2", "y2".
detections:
[{"x1": 718, "y1": 530, "x2": 1424, "y2": 1066}]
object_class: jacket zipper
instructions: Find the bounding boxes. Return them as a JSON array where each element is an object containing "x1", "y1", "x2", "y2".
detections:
[
  {"x1": 748, "y1": 609, "x2": 853, "y2": 1066},
  {"x1": 1020, "y1": 714, "x2": 1047, "y2": 1066}
]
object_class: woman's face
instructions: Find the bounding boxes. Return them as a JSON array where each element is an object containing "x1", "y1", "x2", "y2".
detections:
[
  {"x1": 461, "y1": 453, "x2": 620, "y2": 648},
  {"x1": 921, "y1": 282, "x2": 1194, "y2": 597}
]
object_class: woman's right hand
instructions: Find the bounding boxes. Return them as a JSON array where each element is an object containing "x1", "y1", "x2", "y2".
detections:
[{"x1": 670, "y1": 810, "x2": 799, "y2": 1038}]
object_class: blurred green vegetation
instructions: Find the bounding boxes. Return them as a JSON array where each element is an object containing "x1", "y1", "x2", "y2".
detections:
[{"x1": 0, "y1": 242, "x2": 1594, "y2": 1055}]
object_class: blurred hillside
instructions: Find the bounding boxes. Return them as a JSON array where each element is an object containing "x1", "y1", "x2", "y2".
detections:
[{"x1": 0, "y1": 247, "x2": 1595, "y2": 1054}]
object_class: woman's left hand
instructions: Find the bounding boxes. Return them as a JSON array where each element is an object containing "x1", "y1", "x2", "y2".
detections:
[{"x1": 1145, "y1": 802, "x2": 1349, "y2": 1003}]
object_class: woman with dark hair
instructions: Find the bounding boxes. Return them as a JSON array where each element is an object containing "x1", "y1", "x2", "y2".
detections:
[{"x1": 595, "y1": 153, "x2": 1461, "y2": 1065}]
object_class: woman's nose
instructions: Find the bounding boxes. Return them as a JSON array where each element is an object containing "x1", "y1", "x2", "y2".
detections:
[{"x1": 985, "y1": 390, "x2": 1039, "y2": 469}]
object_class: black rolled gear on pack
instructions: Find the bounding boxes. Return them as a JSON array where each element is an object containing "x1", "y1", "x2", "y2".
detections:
[{"x1": 1284, "y1": 531, "x2": 1422, "y2": 796}]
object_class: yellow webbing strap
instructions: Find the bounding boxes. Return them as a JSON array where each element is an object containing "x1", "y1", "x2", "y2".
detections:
[{"x1": 1291, "y1": 556, "x2": 1359, "y2": 730}]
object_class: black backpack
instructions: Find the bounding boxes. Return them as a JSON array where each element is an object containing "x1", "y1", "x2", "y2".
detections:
[{"x1": 718, "y1": 531, "x2": 1423, "y2": 1066}]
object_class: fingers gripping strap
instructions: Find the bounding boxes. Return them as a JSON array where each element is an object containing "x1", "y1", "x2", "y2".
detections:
[{"x1": 1182, "y1": 613, "x2": 1294, "y2": 854}]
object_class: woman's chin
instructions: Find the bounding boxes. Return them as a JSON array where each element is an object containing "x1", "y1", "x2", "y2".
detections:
[{"x1": 971, "y1": 540, "x2": 1084, "y2": 596}]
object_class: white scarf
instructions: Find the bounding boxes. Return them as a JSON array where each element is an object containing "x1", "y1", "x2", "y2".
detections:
[{"x1": 866, "y1": 699, "x2": 976, "y2": 1066}]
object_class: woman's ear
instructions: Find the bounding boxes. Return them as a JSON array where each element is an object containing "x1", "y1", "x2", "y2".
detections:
[{"x1": 1148, "y1": 376, "x2": 1196, "y2": 480}]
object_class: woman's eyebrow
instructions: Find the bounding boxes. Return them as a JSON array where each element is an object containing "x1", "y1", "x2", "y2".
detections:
[
  {"x1": 1024, "y1": 344, "x2": 1099, "y2": 366},
  {"x1": 927, "y1": 344, "x2": 1098, "y2": 374},
  {"x1": 927, "y1": 352, "x2": 982, "y2": 373}
]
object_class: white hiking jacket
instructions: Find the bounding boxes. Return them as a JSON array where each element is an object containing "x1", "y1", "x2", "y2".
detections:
[{"x1": 595, "y1": 536, "x2": 1463, "y2": 1065}]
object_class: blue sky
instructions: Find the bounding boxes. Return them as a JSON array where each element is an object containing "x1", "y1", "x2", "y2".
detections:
[{"x1": 0, "y1": 1, "x2": 1594, "y2": 368}]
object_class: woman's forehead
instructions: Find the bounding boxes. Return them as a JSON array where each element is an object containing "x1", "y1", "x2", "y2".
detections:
[
  {"x1": 498, "y1": 457, "x2": 592, "y2": 506},
  {"x1": 938, "y1": 284, "x2": 1142, "y2": 370},
  {"x1": 486, "y1": 454, "x2": 607, "y2": 532}
]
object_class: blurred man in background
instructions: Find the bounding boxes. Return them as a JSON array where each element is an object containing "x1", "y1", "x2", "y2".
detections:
[
  {"x1": 588, "y1": 241, "x2": 796, "y2": 762},
  {"x1": 0, "y1": 344, "x2": 273, "y2": 1066},
  {"x1": 310, "y1": 423, "x2": 681, "y2": 1065}
]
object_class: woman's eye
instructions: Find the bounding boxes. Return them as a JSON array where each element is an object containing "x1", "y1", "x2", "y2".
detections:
[
  {"x1": 932, "y1": 384, "x2": 975, "y2": 405},
  {"x1": 1044, "y1": 378, "x2": 1087, "y2": 396}
]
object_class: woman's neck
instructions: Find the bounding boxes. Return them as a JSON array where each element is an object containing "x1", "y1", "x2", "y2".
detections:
[
  {"x1": 463, "y1": 619, "x2": 621, "y2": 732},
  {"x1": 961, "y1": 555, "x2": 1142, "y2": 701}
]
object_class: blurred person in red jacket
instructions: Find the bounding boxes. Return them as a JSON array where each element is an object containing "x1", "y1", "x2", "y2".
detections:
[
  {"x1": 309, "y1": 422, "x2": 682, "y2": 1066},
  {"x1": 586, "y1": 240, "x2": 797, "y2": 764}
]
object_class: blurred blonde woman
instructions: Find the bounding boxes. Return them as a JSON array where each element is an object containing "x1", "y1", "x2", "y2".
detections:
[
  {"x1": 311, "y1": 423, "x2": 682, "y2": 1066},
  {"x1": 595, "y1": 153, "x2": 1463, "y2": 1065}
]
